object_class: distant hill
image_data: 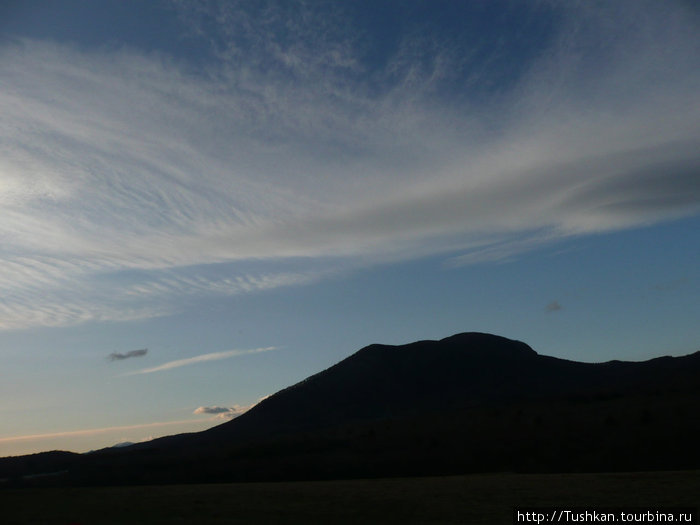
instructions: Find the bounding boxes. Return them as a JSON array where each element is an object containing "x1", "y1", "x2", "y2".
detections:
[{"x1": 2, "y1": 332, "x2": 699, "y2": 486}]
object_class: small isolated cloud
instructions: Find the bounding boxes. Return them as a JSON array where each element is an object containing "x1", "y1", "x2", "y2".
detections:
[
  {"x1": 108, "y1": 348, "x2": 148, "y2": 361},
  {"x1": 652, "y1": 277, "x2": 689, "y2": 292},
  {"x1": 128, "y1": 347, "x2": 277, "y2": 375},
  {"x1": 545, "y1": 301, "x2": 563, "y2": 313},
  {"x1": 194, "y1": 395, "x2": 271, "y2": 420},
  {"x1": 194, "y1": 406, "x2": 231, "y2": 415},
  {"x1": 194, "y1": 405, "x2": 247, "y2": 420}
]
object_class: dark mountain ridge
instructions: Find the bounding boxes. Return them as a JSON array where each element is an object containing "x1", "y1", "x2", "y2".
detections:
[
  {"x1": 2, "y1": 332, "x2": 699, "y2": 486},
  {"x1": 208, "y1": 333, "x2": 541, "y2": 437},
  {"x1": 202, "y1": 332, "x2": 698, "y2": 441}
]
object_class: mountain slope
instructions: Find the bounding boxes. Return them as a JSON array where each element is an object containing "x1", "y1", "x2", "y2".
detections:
[
  {"x1": 206, "y1": 332, "x2": 541, "y2": 439},
  {"x1": 2, "y1": 332, "x2": 699, "y2": 486}
]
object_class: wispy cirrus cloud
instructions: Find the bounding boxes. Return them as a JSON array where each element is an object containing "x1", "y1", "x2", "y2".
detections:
[
  {"x1": 0, "y1": 0, "x2": 698, "y2": 331},
  {"x1": 122, "y1": 270, "x2": 324, "y2": 299},
  {"x1": 127, "y1": 347, "x2": 278, "y2": 375}
]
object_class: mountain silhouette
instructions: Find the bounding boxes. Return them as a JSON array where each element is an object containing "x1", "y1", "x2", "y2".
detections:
[{"x1": 2, "y1": 333, "x2": 699, "y2": 486}]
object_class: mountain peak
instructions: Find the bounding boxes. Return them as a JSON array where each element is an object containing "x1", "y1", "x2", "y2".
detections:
[
  {"x1": 216, "y1": 332, "x2": 542, "y2": 440},
  {"x1": 353, "y1": 331, "x2": 537, "y2": 360},
  {"x1": 438, "y1": 332, "x2": 537, "y2": 356}
]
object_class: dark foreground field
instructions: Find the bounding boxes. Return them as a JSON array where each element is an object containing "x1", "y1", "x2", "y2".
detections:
[{"x1": 1, "y1": 470, "x2": 698, "y2": 524}]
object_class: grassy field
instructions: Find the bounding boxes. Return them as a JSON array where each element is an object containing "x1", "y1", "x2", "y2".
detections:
[{"x1": 1, "y1": 470, "x2": 698, "y2": 524}]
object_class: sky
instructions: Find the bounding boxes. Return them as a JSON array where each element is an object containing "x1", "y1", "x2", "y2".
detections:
[{"x1": 1, "y1": 0, "x2": 698, "y2": 457}]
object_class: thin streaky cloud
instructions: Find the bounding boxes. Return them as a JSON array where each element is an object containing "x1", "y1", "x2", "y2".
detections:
[
  {"x1": 127, "y1": 347, "x2": 278, "y2": 375},
  {"x1": 0, "y1": 269, "x2": 317, "y2": 331},
  {"x1": 0, "y1": 419, "x2": 207, "y2": 444},
  {"x1": 122, "y1": 271, "x2": 324, "y2": 299}
]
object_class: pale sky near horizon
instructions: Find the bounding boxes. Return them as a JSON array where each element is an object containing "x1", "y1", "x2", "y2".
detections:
[{"x1": 1, "y1": 0, "x2": 698, "y2": 457}]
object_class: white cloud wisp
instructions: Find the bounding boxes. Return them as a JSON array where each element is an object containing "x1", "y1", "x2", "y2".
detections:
[
  {"x1": 0, "y1": 1, "x2": 698, "y2": 330},
  {"x1": 127, "y1": 347, "x2": 278, "y2": 375}
]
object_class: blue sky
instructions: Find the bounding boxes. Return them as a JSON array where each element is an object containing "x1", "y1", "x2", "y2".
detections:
[{"x1": 1, "y1": 0, "x2": 698, "y2": 456}]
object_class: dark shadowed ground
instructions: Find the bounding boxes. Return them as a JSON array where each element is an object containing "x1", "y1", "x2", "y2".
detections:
[{"x1": 1, "y1": 470, "x2": 698, "y2": 524}]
